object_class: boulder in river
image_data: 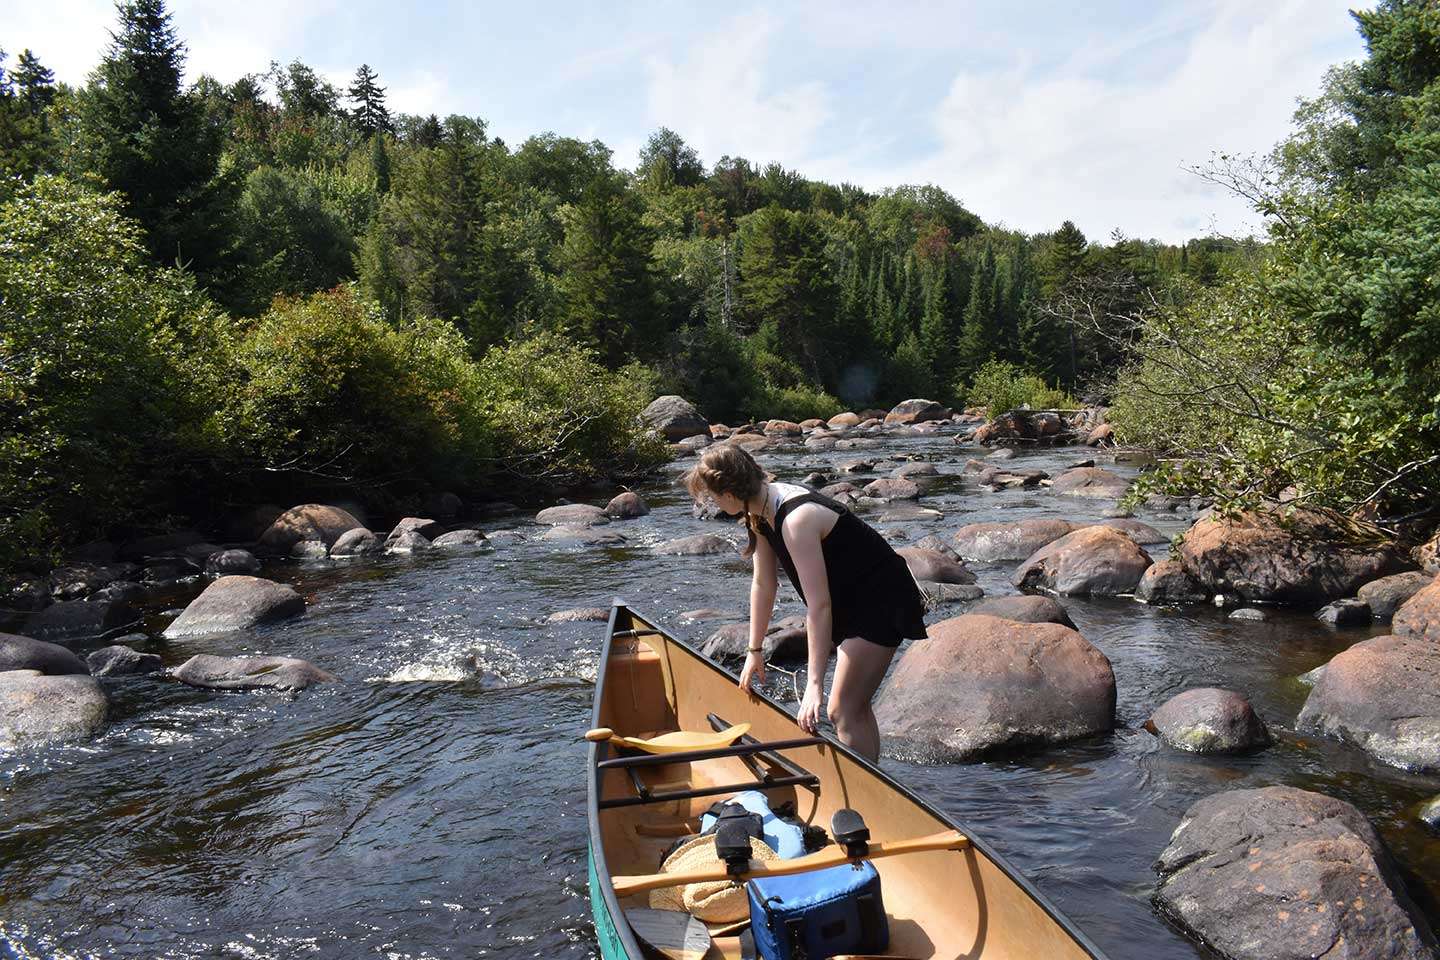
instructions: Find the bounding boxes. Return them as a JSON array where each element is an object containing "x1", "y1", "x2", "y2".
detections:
[
  {"x1": 384, "y1": 530, "x2": 430, "y2": 554},
  {"x1": 1050, "y1": 467, "x2": 1130, "y2": 499},
  {"x1": 915, "y1": 582, "x2": 984, "y2": 605},
  {"x1": 1392, "y1": 575, "x2": 1440, "y2": 641},
  {"x1": 87, "y1": 645, "x2": 163, "y2": 677},
  {"x1": 386, "y1": 517, "x2": 445, "y2": 543},
  {"x1": 968, "y1": 595, "x2": 1075, "y2": 627},
  {"x1": 827, "y1": 412, "x2": 861, "y2": 429},
  {"x1": 205, "y1": 549, "x2": 261, "y2": 575},
  {"x1": 1094, "y1": 518, "x2": 1166, "y2": 544},
  {"x1": 641, "y1": 395, "x2": 709, "y2": 441},
  {"x1": 951, "y1": 519, "x2": 1081, "y2": 563},
  {"x1": 330, "y1": 528, "x2": 382, "y2": 557},
  {"x1": 655, "y1": 534, "x2": 738, "y2": 556},
  {"x1": 1144, "y1": 688, "x2": 1271, "y2": 754},
  {"x1": 24, "y1": 599, "x2": 138, "y2": 643},
  {"x1": 1422, "y1": 795, "x2": 1440, "y2": 835},
  {"x1": 0, "y1": 670, "x2": 108, "y2": 748},
  {"x1": 258, "y1": 504, "x2": 363, "y2": 553},
  {"x1": 1135, "y1": 559, "x2": 1209, "y2": 605},
  {"x1": 874, "y1": 614, "x2": 1115, "y2": 760},
  {"x1": 701, "y1": 617, "x2": 807, "y2": 663},
  {"x1": 912, "y1": 534, "x2": 960, "y2": 562},
  {"x1": 1357, "y1": 571, "x2": 1433, "y2": 622},
  {"x1": 535, "y1": 504, "x2": 608, "y2": 527},
  {"x1": 162, "y1": 576, "x2": 305, "y2": 639},
  {"x1": 603, "y1": 491, "x2": 650, "y2": 519},
  {"x1": 0, "y1": 633, "x2": 89, "y2": 675},
  {"x1": 431, "y1": 529, "x2": 490, "y2": 549},
  {"x1": 1297, "y1": 633, "x2": 1440, "y2": 773},
  {"x1": 173, "y1": 654, "x2": 338, "y2": 692},
  {"x1": 1013, "y1": 526, "x2": 1153, "y2": 596},
  {"x1": 541, "y1": 526, "x2": 627, "y2": 546},
  {"x1": 1176, "y1": 507, "x2": 1408, "y2": 605},
  {"x1": 1315, "y1": 598, "x2": 1372, "y2": 626},
  {"x1": 544, "y1": 607, "x2": 610, "y2": 624},
  {"x1": 1154, "y1": 786, "x2": 1437, "y2": 960},
  {"x1": 884, "y1": 399, "x2": 949, "y2": 425},
  {"x1": 895, "y1": 547, "x2": 976, "y2": 585}
]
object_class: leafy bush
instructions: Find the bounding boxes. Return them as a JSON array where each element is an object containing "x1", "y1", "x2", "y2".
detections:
[
  {"x1": 221, "y1": 286, "x2": 495, "y2": 488},
  {"x1": 758, "y1": 383, "x2": 840, "y2": 423},
  {"x1": 0, "y1": 176, "x2": 225, "y2": 565},
  {"x1": 964, "y1": 360, "x2": 1075, "y2": 416},
  {"x1": 474, "y1": 331, "x2": 667, "y2": 484}
]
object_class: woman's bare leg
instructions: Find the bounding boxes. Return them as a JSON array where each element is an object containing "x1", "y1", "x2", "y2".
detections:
[{"x1": 827, "y1": 636, "x2": 897, "y2": 763}]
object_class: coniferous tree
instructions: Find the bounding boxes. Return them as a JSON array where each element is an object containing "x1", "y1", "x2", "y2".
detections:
[
  {"x1": 919, "y1": 258, "x2": 960, "y2": 393},
  {"x1": 11, "y1": 50, "x2": 55, "y2": 115},
  {"x1": 74, "y1": 0, "x2": 235, "y2": 277},
  {"x1": 556, "y1": 178, "x2": 657, "y2": 364},
  {"x1": 956, "y1": 246, "x2": 997, "y2": 383},
  {"x1": 637, "y1": 126, "x2": 703, "y2": 189},
  {"x1": 371, "y1": 132, "x2": 391, "y2": 194},
  {"x1": 0, "y1": 49, "x2": 50, "y2": 181},
  {"x1": 348, "y1": 64, "x2": 391, "y2": 136}
]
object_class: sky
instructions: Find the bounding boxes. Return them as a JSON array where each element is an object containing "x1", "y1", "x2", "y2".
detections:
[{"x1": 2, "y1": 0, "x2": 1368, "y2": 243}]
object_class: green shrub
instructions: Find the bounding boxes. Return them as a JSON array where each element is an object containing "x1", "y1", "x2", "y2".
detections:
[
  {"x1": 0, "y1": 176, "x2": 224, "y2": 566},
  {"x1": 963, "y1": 360, "x2": 1076, "y2": 416},
  {"x1": 758, "y1": 384, "x2": 840, "y2": 423},
  {"x1": 221, "y1": 286, "x2": 495, "y2": 488},
  {"x1": 475, "y1": 331, "x2": 667, "y2": 484}
]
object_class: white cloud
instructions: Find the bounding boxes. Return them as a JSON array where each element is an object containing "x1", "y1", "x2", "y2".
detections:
[
  {"x1": 863, "y1": 0, "x2": 1359, "y2": 241},
  {"x1": 641, "y1": 11, "x2": 829, "y2": 170}
]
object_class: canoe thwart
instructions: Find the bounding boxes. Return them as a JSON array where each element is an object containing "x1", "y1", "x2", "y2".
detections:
[{"x1": 610, "y1": 829, "x2": 971, "y2": 897}]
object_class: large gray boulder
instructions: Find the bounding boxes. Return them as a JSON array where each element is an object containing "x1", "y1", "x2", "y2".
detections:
[
  {"x1": 1145, "y1": 688, "x2": 1271, "y2": 754},
  {"x1": 1135, "y1": 559, "x2": 1208, "y2": 605},
  {"x1": 702, "y1": 616, "x2": 808, "y2": 663},
  {"x1": 875, "y1": 614, "x2": 1115, "y2": 760},
  {"x1": 432, "y1": 529, "x2": 490, "y2": 549},
  {"x1": 385, "y1": 517, "x2": 445, "y2": 545},
  {"x1": 173, "y1": 654, "x2": 338, "y2": 692},
  {"x1": 895, "y1": 547, "x2": 976, "y2": 585},
  {"x1": 24, "y1": 599, "x2": 138, "y2": 643},
  {"x1": 540, "y1": 526, "x2": 628, "y2": 546},
  {"x1": 861, "y1": 478, "x2": 920, "y2": 501},
  {"x1": 535, "y1": 504, "x2": 609, "y2": 527},
  {"x1": 330, "y1": 527, "x2": 381, "y2": 557},
  {"x1": 1013, "y1": 526, "x2": 1153, "y2": 596},
  {"x1": 1393, "y1": 575, "x2": 1440, "y2": 641},
  {"x1": 1296, "y1": 633, "x2": 1440, "y2": 773},
  {"x1": 87, "y1": 645, "x2": 163, "y2": 677},
  {"x1": 604, "y1": 491, "x2": 650, "y2": 519},
  {"x1": 1154, "y1": 786, "x2": 1437, "y2": 960},
  {"x1": 642, "y1": 395, "x2": 710, "y2": 442},
  {"x1": 258, "y1": 504, "x2": 364, "y2": 553},
  {"x1": 0, "y1": 633, "x2": 89, "y2": 675},
  {"x1": 655, "y1": 534, "x2": 738, "y2": 556},
  {"x1": 1050, "y1": 467, "x2": 1130, "y2": 499},
  {"x1": 1357, "y1": 571, "x2": 1434, "y2": 622},
  {"x1": 1094, "y1": 518, "x2": 1166, "y2": 544},
  {"x1": 1176, "y1": 507, "x2": 1407, "y2": 605},
  {"x1": 884, "y1": 399, "x2": 949, "y2": 425},
  {"x1": 967, "y1": 595, "x2": 1075, "y2": 628},
  {"x1": 0, "y1": 670, "x2": 108, "y2": 748},
  {"x1": 951, "y1": 519, "x2": 1080, "y2": 562},
  {"x1": 162, "y1": 576, "x2": 306, "y2": 639}
]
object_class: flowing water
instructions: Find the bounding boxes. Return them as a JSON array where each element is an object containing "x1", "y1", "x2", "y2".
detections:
[{"x1": 2, "y1": 430, "x2": 1437, "y2": 959}]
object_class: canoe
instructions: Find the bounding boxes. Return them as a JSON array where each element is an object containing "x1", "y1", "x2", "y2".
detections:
[{"x1": 587, "y1": 601, "x2": 1110, "y2": 960}]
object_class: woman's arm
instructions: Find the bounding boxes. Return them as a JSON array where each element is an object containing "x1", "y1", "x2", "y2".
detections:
[
  {"x1": 739, "y1": 534, "x2": 779, "y2": 689},
  {"x1": 783, "y1": 506, "x2": 833, "y2": 734}
]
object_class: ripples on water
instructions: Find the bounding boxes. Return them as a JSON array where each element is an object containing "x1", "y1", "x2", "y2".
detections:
[{"x1": 2, "y1": 435, "x2": 1436, "y2": 959}]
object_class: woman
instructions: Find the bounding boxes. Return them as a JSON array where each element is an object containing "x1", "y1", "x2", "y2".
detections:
[{"x1": 685, "y1": 444, "x2": 927, "y2": 762}]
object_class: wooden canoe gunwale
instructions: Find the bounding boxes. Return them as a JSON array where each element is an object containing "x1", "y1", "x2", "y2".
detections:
[{"x1": 586, "y1": 599, "x2": 1112, "y2": 960}]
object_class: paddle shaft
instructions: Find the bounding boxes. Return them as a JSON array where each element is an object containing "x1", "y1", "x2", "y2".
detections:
[{"x1": 611, "y1": 830, "x2": 970, "y2": 897}]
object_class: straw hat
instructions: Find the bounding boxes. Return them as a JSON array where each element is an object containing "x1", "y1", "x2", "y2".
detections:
[{"x1": 648, "y1": 833, "x2": 779, "y2": 922}]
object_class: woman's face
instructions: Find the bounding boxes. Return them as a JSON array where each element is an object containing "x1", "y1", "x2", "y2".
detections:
[{"x1": 710, "y1": 489, "x2": 746, "y2": 517}]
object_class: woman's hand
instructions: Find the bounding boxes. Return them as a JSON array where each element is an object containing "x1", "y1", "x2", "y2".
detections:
[
  {"x1": 738, "y1": 651, "x2": 765, "y2": 690},
  {"x1": 797, "y1": 682, "x2": 824, "y2": 734}
]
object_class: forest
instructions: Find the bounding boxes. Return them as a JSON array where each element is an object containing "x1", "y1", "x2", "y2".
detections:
[{"x1": 2, "y1": 0, "x2": 1436, "y2": 569}]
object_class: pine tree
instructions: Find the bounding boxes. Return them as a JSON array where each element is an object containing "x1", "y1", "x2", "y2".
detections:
[
  {"x1": 348, "y1": 64, "x2": 391, "y2": 136},
  {"x1": 919, "y1": 258, "x2": 959, "y2": 393},
  {"x1": 75, "y1": 0, "x2": 234, "y2": 277},
  {"x1": 956, "y1": 246, "x2": 996, "y2": 385},
  {"x1": 0, "y1": 49, "x2": 50, "y2": 180},
  {"x1": 371, "y1": 132, "x2": 391, "y2": 194},
  {"x1": 12, "y1": 50, "x2": 54, "y2": 115},
  {"x1": 556, "y1": 179, "x2": 658, "y2": 364},
  {"x1": 869, "y1": 255, "x2": 897, "y2": 351}
]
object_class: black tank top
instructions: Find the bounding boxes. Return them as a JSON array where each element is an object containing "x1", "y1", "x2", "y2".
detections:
[{"x1": 755, "y1": 486, "x2": 927, "y2": 644}]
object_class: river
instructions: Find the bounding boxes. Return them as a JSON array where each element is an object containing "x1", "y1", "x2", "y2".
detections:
[{"x1": 1, "y1": 428, "x2": 1436, "y2": 959}]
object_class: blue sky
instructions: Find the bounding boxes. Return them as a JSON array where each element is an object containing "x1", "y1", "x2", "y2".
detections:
[{"x1": 4, "y1": 1, "x2": 1367, "y2": 242}]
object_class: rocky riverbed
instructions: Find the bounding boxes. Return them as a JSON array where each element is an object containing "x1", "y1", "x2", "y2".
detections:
[{"x1": 0, "y1": 403, "x2": 1436, "y2": 960}]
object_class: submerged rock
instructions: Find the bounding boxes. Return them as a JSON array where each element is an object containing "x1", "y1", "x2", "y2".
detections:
[
  {"x1": 655, "y1": 534, "x2": 738, "y2": 556},
  {"x1": 603, "y1": 491, "x2": 650, "y2": 519},
  {"x1": 535, "y1": 504, "x2": 608, "y2": 527},
  {"x1": 875, "y1": 614, "x2": 1115, "y2": 760},
  {"x1": 0, "y1": 670, "x2": 108, "y2": 748},
  {"x1": 1154, "y1": 786, "x2": 1437, "y2": 960},
  {"x1": 174, "y1": 654, "x2": 338, "y2": 692},
  {"x1": 541, "y1": 526, "x2": 627, "y2": 546},
  {"x1": 162, "y1": 576, "x2": 305, "y2": 639},
  {"x1": 1136, "y1": 560, "x2": 1208, "y2": 605},
  {"x1": 431, "y1": 529, "x2": 490, "y2": 549},
  {"x1": 87, "y1": 645, "x2": 163, "y2": 677},
  {"x1": 861, "y1": 478, "x2": 920, "y2": 500},
  {"x1": 951, "y1": 519, "x2": 1080, "y2": 562},
  {"x1": 544, "y1": 607, "x2": 609, "y2": 624},
  {"x1": 1145, "y1": 688, "x2": 1270, "y2": 754}
]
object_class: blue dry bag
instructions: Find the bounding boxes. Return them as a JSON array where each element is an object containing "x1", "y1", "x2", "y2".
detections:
[{"x1": 700, "y1": 790, "x2": 807, "y2": 859}]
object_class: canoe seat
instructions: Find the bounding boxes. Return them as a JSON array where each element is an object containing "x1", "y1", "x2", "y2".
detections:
[{"x1": 588, "y1": 723, "x2": 751, "y2": 755}]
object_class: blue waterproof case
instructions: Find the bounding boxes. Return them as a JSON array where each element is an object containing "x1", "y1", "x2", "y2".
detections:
[{"x1": 746, "y1": 861, "x2": 888, "y2": 960}]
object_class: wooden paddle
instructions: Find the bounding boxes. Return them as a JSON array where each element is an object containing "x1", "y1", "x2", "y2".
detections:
[
  {"x1": 612, "y1": 829, "x2": 971, "y2": 897},
  {"x1": 585, "y1": 723, "x2": 751, "y2": 754}
]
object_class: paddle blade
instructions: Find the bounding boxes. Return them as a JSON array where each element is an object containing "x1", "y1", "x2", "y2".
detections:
[{"x1": 614, "y1": 723, "x2": 751, "y2": 754}]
